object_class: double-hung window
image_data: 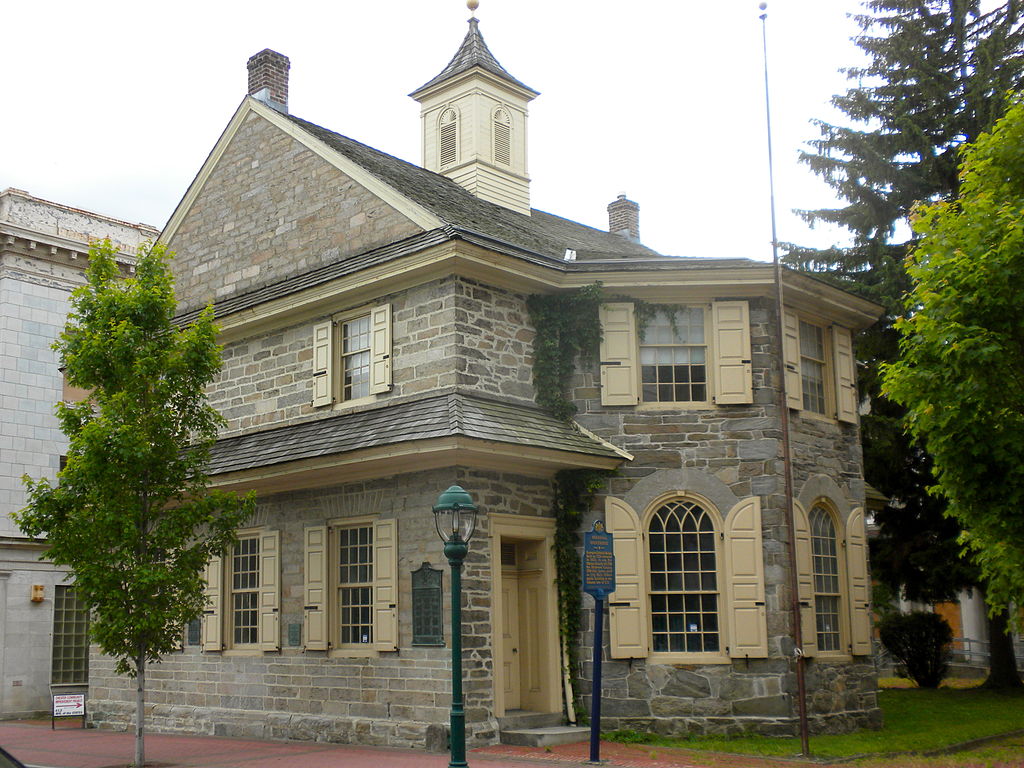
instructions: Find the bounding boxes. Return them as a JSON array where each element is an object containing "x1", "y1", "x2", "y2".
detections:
[
  {"x1": 783, "y1": 310, "x2": 858, "y2": 422},
  {"x1": 639, "y1": 308, "x2": 708, "y2": 404},
  {"x1": 201, "y1": 528, "x2": 281, "y2": 652},
  {"x1": 599, "y1": 301, "x2": 752, "y2": 407},
  {"x1": 810, "y1": 506, "x2": 842, "y2": 651},
  {"x1": 303, "y1": 517, "x2": 398, "y2": 653},
  {"x1": 312, "y1": 303, "x2": 392, "y2": 408}
]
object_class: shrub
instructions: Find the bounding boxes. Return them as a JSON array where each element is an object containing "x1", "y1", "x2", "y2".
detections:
[{"x1": 878, "y1": 611, "x2": 953, "y2": 688}]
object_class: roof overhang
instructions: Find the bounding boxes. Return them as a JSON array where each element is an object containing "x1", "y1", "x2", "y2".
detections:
[{"x1": 208, "y1": 435, "x2": 624, "y2": 496}]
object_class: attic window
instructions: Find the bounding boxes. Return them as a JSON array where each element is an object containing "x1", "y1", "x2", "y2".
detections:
[
  {"x1": 439, "y1": 108, "x2": 458, "y2": 169},
  {"x1": 493, "y1": 108, "x2": 511, "y2": 166}
]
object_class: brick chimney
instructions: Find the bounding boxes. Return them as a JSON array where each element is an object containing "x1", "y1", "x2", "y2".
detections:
[
  {"x1": 607, "y1": 194, "x2": 639, "y2": 242},
  {"x1": 247, "y1": 49, "x2": 290, "y2": 113}
]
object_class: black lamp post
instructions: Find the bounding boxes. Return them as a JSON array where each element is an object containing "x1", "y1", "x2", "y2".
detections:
[{"x1": 433, "y1": 485, "x2": 478, "y2": 768}]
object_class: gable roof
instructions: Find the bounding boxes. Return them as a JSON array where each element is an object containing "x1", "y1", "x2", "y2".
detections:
[
  {"x1": 286, "y1": 112, "x2": 662, "y2": 262},
  {"x1": 410, "y1": 17, "x2": 538, "y2": 98}
]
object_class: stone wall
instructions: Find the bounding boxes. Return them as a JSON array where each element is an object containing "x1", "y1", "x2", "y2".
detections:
[
  {"x1": 210, "y1": 276, "x2": 535, "y2": 437},
  {"x1": 87, "y1": 467, "x2": 553, "y2": 747},
  {"x1": 168, "y1": 111, "x2": 423, "y2": 314},
  {"x1": 571, "y1": 296, "x2": 879, "y2": 735}
]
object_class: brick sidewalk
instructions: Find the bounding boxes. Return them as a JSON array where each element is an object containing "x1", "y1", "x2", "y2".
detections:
[{"x1": 0, "y1": 720, "x2": 816, "y2": 768}]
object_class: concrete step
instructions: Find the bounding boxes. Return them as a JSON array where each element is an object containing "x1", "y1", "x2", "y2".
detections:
[
  {"x1": 499, "y1": 725, "x2": 591, "y2": 748},
  {"x1": 496, "y1": 710, "x2": 563, "y2": 730}
]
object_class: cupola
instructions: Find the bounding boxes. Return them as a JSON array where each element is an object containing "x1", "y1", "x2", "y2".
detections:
[{"x1": 410, "y1": 3, "x2": 539, "y2": 215}]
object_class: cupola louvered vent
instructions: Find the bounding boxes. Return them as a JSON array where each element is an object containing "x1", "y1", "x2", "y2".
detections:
[
  {"x1": 439, "y1": 108, "x2": 458, "y2": 168},
  {"x1": 493, "y1": 108, "x2": 511, "y2": 166}
]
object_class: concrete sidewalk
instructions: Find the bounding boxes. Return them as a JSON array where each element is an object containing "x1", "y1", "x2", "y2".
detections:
[{"x1": 0, "y1": 720, "x2": 817, "y2": 768}]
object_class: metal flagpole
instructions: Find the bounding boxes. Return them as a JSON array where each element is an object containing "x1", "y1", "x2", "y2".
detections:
[{"x1": 759, "y1": 2, "x2": 811, "y2": 756}]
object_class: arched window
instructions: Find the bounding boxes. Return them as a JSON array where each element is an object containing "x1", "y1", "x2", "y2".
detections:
[
  {"x1": 492, "y1": 108, "x2": 511, "y2": 166},
  {"x1": 647, "y1": 499, "x2": 720, "y2": 653},
  {"x1": 439, "y1": 108, "x2": 458, "y2": 169},
  {"x1": 810, "y1": 505, "x2": 841, "y2": 651}
]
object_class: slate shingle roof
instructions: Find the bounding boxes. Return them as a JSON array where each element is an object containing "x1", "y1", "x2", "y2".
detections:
[
  {"x1": 206, "y1": 392, "x2": 626, "y2": 476},
  {"x1": 410, "y1": 17, "x2": 538, "y2": 97},
  {"x1": 287, "y1": 113, "x2": 662, "y2": 262}
]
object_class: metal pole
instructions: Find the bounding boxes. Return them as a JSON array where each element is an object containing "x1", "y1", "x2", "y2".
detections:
[
  {"x1": 446, "y1": 539, "x2": 469, "y2": 768},
  {"x1": 760, "y1": 3, "x2": 811, "y2": 756},
  {"x1": 588, "y1": 596, "x2": 604, "y2": 764}
]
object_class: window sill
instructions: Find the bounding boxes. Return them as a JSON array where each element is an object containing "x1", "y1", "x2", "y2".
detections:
[
  {"x1": 219, "y1": 649, "x2": 267, "y2": 657},
  {"x1": 636, "y1": 400, "x2": 714, "y2": 411},
  {"x1": 648, "y1": 652, "x2": 731, "y2": 665},
  {"x1": 331, "y1": 394, "x2": 379, "y2": 412},
  {"x1": 328, "y1": 648, "x2": 380, "y2": 659}
]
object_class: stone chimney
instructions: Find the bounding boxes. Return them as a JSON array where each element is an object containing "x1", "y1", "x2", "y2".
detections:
[
  {"x1": 607, "y1": 194, "x2": 640, "y2": 242},
  {"x1": 247, "y1": 49, "x2": 290, "y2": 113}
]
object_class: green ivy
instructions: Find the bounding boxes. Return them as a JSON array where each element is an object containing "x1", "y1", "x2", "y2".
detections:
[
  {"x1": 551, "y1": 467, "x2": 611, "y2": 717},
  {"x1": 526, "y1": 283, "x2": 604, "y2": 421}
]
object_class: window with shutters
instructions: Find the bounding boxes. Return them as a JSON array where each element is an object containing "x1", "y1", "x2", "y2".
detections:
[
  {"x1": 493, "y1": 108, "x2": 511, "y2": 166},
  {"x1": 598, "y1": 302, "x2": 752, "y2": 408},
  {"x1": 201, "y1": 528, "x2": 281, "y2": 653},
  {"x1": 640, "y1": 307, "x2": 708, "y2": 404},
  {"x1": 311, "y1": 303, "x2": 392, "y2": 409},
  {"x1": 794, "y1": 499, "x2": 871, "y2": 658},
  {"x1": 810, "y1": 505, "x2": 842, "y2": 652},
  {"x1": 646, "y1": 499, "x2": 722, "y2": 656},
  {"x1": 439, "y1": 108, "x2": 458, "y2": 169},
  {"x1": 783, "y1": 310, "x2": 859, "y2": 423},
  {"x1": 303, "y1": 517, "x2": 398, "y2": 655}
]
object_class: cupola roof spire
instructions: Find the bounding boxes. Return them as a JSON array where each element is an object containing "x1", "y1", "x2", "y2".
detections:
[{"x1": 410, "y1": 13, "x2": 538, "y2": 98}]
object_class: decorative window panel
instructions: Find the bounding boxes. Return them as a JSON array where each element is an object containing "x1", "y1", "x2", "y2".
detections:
[
  {"x1": 52, "y1": 586, "x2": 89, "y2": 684},
  {"x1": 439, "y1": 109, "x2": 458, "y2": 168},
  {"x1": 647, "y1": 500, "x2": 719, "y2": 654}
]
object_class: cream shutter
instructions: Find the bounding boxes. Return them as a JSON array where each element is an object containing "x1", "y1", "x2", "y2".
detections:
[
  {"x1": 845, "y1": 507, "x2": 872, "y2": 655},
  {"x1": 713, "y1": 301, "x2": 753, "y2": 405},
  {"x1": 373, "y1": 519, "x2": 399, "y2": 651},
  {"x1": 304, "y1": 526, "x2": 329, "y2": 651},
  {"x1": 599, "y1": 303, "x2": 639, "y2": 406},
  {"x1": 258, "y1": 530, "x2": 281, "y2": 651},
  {"x1": 724, "y1": 497, "x2": 768, "y2": 657},
  {"x1": 832, "y1": 326, "x2": 858, "y2": 424},
  {"x1": 783, "y1": 310, "x2": 802, "y2": 410},
  {"x1": 312, "y1": 321, "x2": 334, "y2": 407},
  {"x1": 369, "y1": 304, "x2": 392, "y2": 394},
  {"x1": 792, "y1": 503, "x2": 818, "y2": 657},
  {"x1": 606, "y1": 496, "x2": 649, "y2": 658},
  {"x1": 202, "y1": 555, "x2": 223, "y2": 652}
]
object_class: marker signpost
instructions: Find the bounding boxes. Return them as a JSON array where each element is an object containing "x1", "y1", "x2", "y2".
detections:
[{"x1": 582, "y1": 520, "x2": 615, "y2": 764}]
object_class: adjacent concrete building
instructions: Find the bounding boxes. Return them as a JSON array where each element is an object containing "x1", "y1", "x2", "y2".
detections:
[
  {"x1": 0, "y1": 188, "x2": 157, "y2": 717},
  {"x1": 88, "y1": 14, "x2": 882, "y2": 747}
]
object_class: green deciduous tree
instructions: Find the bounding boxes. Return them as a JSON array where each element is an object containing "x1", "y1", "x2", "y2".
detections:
[
  {"x1": 883, "y1": 94, "x2": 1024, "y2": 687},
  {"x1": 790, "y1": 1, "x2": 1024, "y2": 686},
  {"x1": 15, "y1": 241, "x2": 254, "y2": 766}
]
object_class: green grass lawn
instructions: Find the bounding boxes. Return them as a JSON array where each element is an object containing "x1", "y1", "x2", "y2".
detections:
[{"x1": 604, "y1": 685, "x2": 1024, "y2": 760}]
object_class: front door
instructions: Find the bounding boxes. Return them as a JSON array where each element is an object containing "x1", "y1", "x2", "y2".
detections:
[{"x1": 501, "y1": 562, "x2": 521, "y2": 709}]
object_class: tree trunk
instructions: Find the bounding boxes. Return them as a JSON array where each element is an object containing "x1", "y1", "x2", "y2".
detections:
[
  {"x1": 982, "y1": 607, "x2": 1022, "y2": 689},
  {"x1": 135, "y1": 651, "x2": 146, "y2": 768}
]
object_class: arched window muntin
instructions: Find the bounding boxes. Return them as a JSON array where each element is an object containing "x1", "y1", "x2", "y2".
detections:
[
  {"x1": 492, "y1": 106, "x2": 511, "y2": 167},
  {"x1": 810, "y1": 501, "x2": 844, "y2": 653},
  {"x1": 438, "y1": 106, "x2": 459, "y2": 169},
  {"x1": 645, "y1": 495, "x2": 723, "y2": 655}
]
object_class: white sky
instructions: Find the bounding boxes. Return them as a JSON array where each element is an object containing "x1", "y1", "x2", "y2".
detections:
[{"x1": 2, "y1": 0, "x2": 869, "y2": 262}]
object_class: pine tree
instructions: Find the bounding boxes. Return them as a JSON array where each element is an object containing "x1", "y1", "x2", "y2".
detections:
[{"x1": 790, "y1": 0, "x2": 1024, "y2": 687}]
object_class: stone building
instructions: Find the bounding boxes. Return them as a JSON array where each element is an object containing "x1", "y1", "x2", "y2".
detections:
[
  {"x1": 0, "y1": 188, "x2": 157, "y2": 717},
  {"x1": 87, "y1": 15, "x2": 881, "y2": 747}
]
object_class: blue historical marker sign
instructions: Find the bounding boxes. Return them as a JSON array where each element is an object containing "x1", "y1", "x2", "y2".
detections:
[{"x1": 582, "y1": 520, "x2": 616, "y2": 599}]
